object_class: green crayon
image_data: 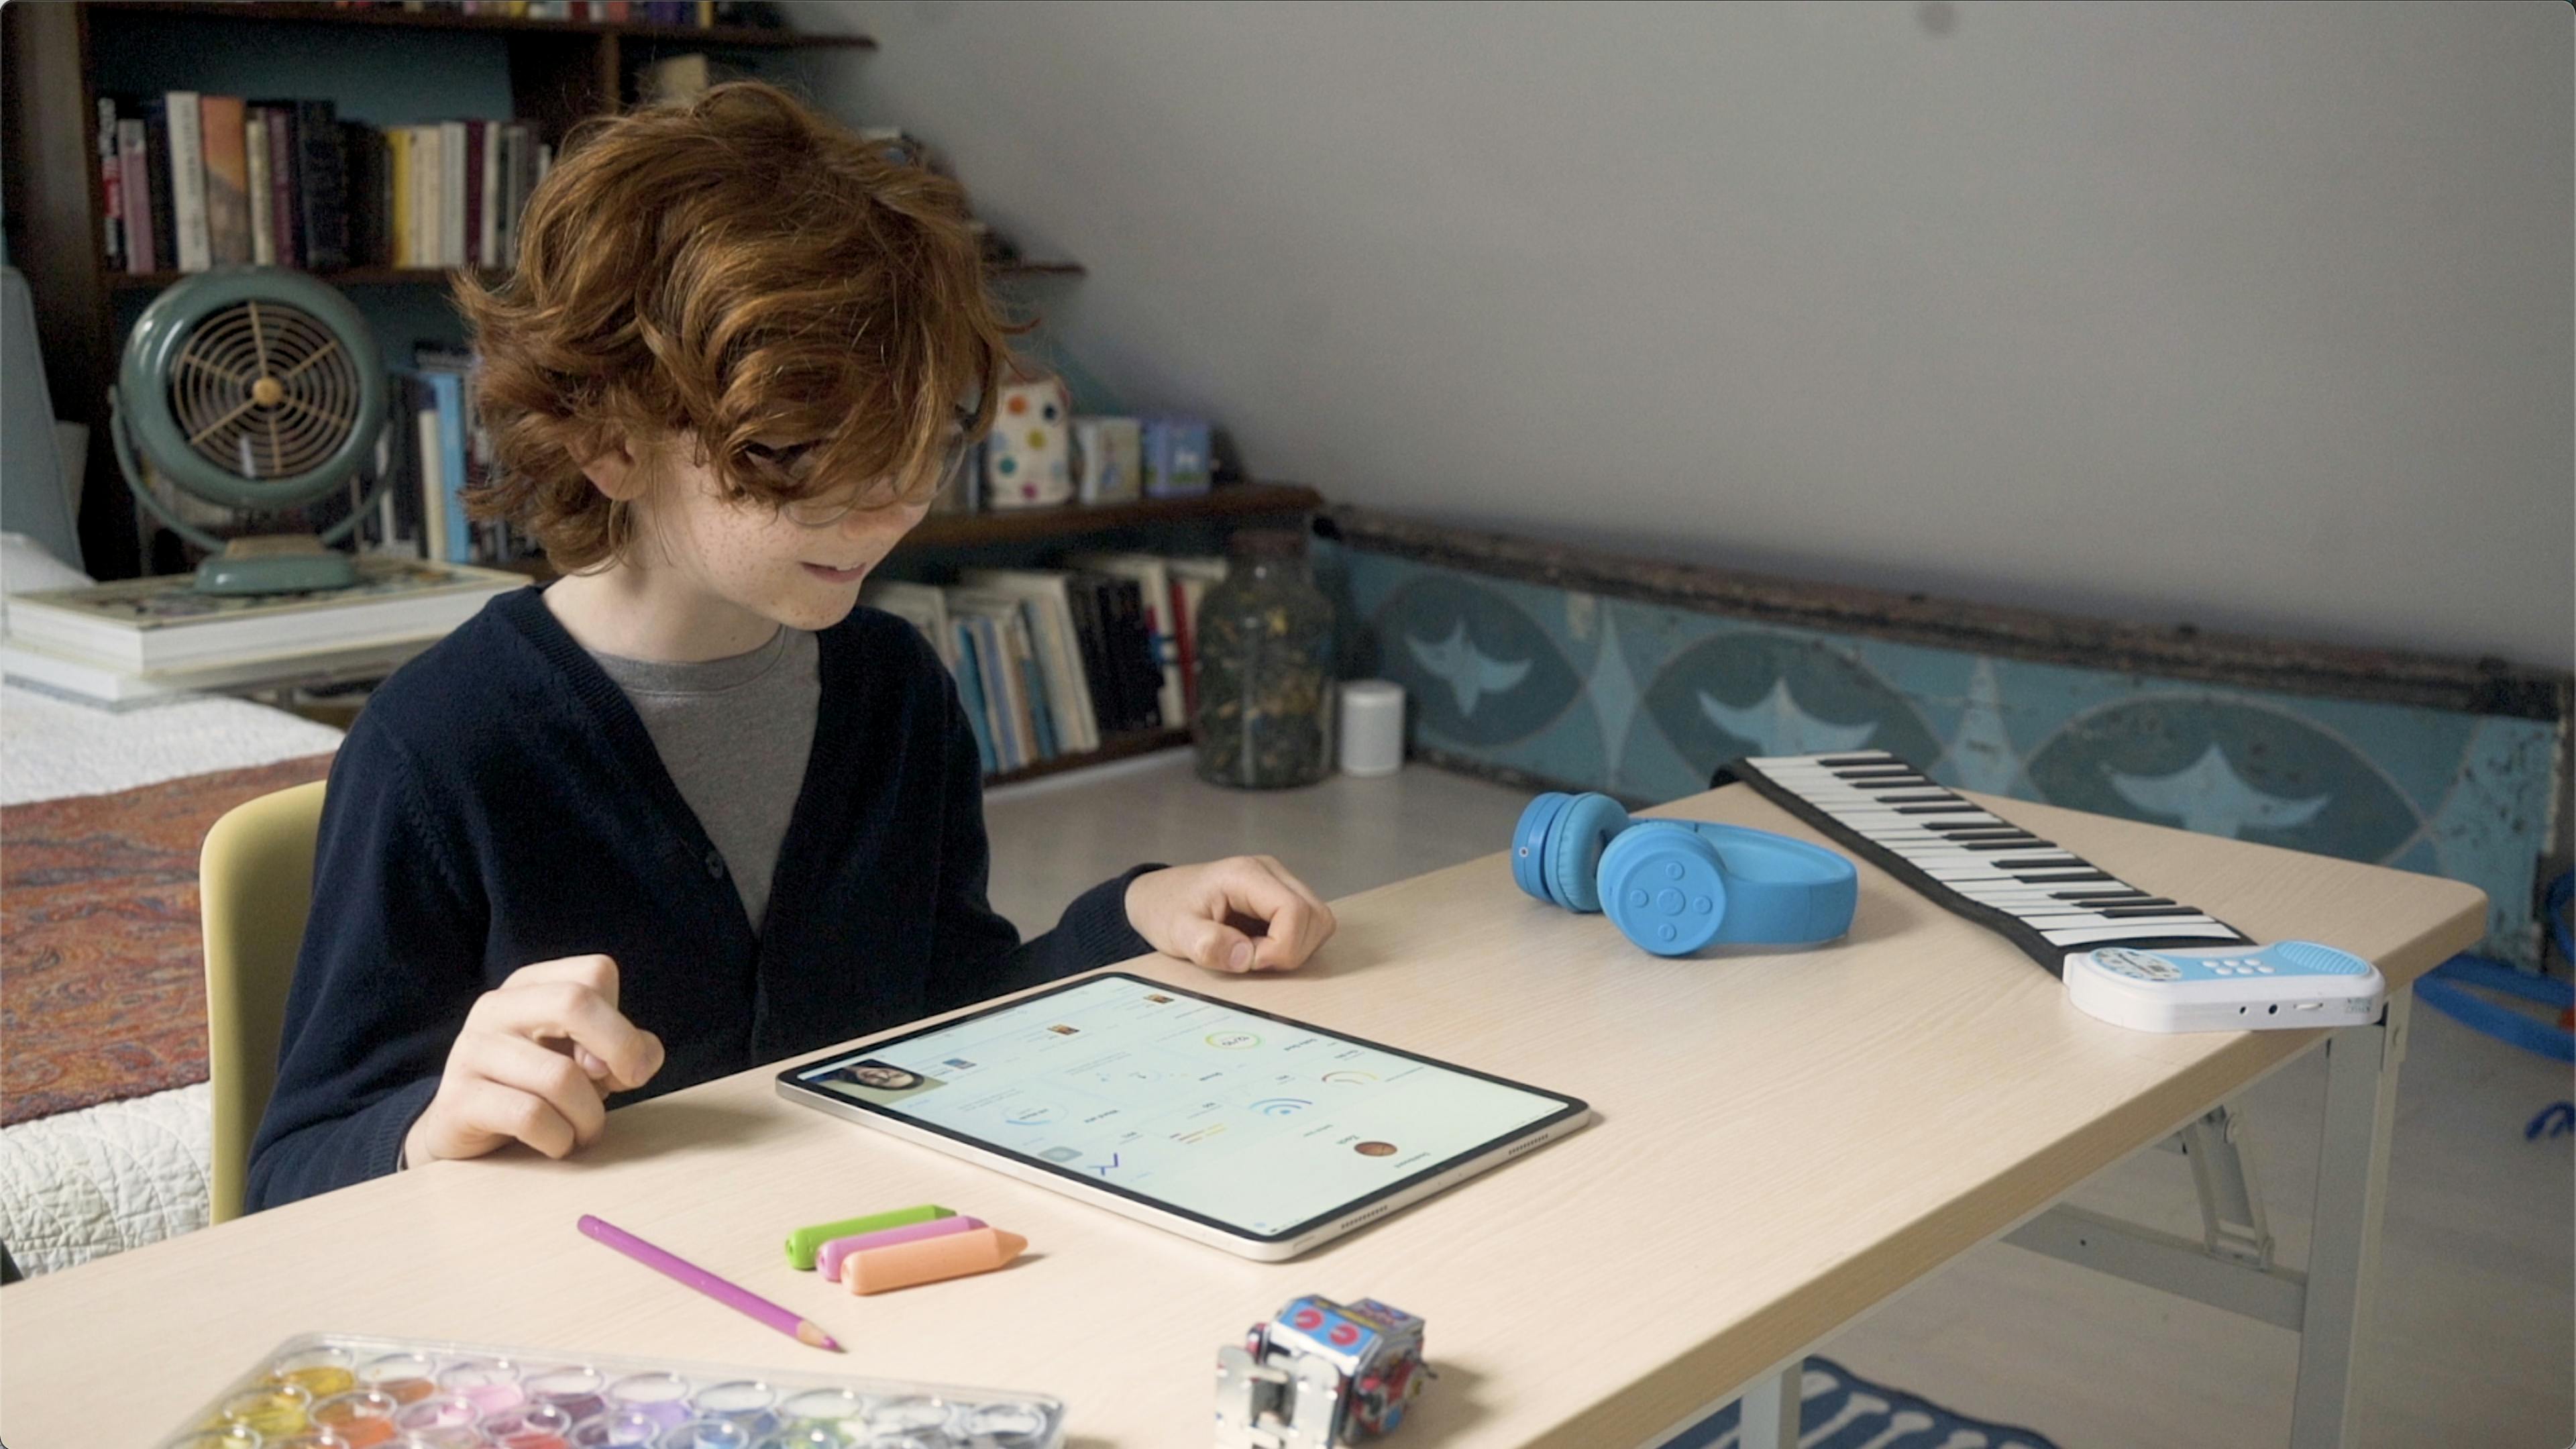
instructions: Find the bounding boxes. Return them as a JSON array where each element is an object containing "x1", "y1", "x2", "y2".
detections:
[{"x1": 785, "y1": 1205, "x2": 955, "y2": 1270}]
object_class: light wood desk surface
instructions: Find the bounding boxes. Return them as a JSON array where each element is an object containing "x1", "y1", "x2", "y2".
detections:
[{"x1": 0, "y1": 786, "x2": 2485, "y2": 1448}]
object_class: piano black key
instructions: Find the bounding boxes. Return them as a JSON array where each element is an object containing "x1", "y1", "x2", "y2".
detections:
[
  {"x1": 1962, "y1": 841, "x2": 2049, "y2": 852},
  {"x1": 1816, "y1": 755, "x2": 1894, "y2": 766},
  {"x1": 2010, "y1": 908, "x2": 2217, "y2": 926},
  {"x1": 2098, "y1": 902, "x2": 2188, "y2": 916},
  {"x1": 1892, "y1": 804, "x2": 1976, "y2": 815},
  {"x1": 1870, "y1": 794, "x2": 1956, "y2": 804},
  {"x1": 2051, "y1": 888, "x2": 2145, "y2": 899}
]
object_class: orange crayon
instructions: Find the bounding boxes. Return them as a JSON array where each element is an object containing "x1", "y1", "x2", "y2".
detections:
[{"x1": 839, "y1": 1226, "x2": 1028, "y2": 1295}]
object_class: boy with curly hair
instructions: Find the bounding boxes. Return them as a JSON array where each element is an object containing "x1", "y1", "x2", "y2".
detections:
[{"x1": 248, "y1": 83, "x2": 1334, "y2": 1210}]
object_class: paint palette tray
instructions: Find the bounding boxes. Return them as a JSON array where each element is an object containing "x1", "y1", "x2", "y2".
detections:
[{"x1": 161, "y1": 1331, "x2": 1065, "y2": 1449}]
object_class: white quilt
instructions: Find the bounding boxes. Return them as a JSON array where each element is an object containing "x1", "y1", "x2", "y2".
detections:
[
  {"x1": 1, "y1": 659, "x2": 343, "y2": 1276},
  {"x1": 0, "y1": 1085, "x2": 214, "y2": 1277}
]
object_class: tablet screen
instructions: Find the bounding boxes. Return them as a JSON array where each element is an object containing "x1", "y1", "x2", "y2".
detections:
[{"x1": 783, "y1": 972, "x2": 1582, "y2": 1242}]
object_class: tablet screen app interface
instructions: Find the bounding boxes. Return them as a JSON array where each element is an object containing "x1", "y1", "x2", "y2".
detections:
[{"x1": 796, "y1": 975, "x2": 1566, "y2": 1236}]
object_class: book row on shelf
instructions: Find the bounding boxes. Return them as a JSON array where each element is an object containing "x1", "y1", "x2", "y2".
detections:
[
  {"x1": 864, "y1": 556, "x2": 1231, "y2": 777},
  {"x1": 340, "y1": 1, "x2": 764, "y2": 22},
  {"x1": 97, "y1": 93, "x2": 552, "y2": 276}
]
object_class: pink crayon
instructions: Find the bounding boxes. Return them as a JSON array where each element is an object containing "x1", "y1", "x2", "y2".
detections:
[{"x1": 814, "y1": 1216, "x2": 986, "y2": 1282}]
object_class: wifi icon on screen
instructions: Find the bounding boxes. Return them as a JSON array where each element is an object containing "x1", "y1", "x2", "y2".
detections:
[{"x1": 1249, "y1": 1098, "x2": 1312, "y2": 1117}]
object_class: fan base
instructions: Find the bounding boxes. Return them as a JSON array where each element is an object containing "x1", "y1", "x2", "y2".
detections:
[{"x1": 195, "y1": 540, "x2": 359, "y2": 596}]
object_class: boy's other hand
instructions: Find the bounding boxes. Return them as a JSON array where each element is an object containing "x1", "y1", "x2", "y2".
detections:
[
  {"x1": 401, "y1": 955, "x2": 666, "y2": 1169},
  {"x1": 1124, "y1": 857, "x2": 1336, "y2": 975}
]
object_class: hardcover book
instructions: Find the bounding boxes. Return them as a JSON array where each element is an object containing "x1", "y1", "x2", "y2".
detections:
[{"x1": 4, "y1": 559, "x2": 523, "y2": 676}]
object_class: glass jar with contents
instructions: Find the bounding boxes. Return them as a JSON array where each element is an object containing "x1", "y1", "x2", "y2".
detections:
[{"x1": 1191, "y1": 528, "x2": 1336, "y2": 789}]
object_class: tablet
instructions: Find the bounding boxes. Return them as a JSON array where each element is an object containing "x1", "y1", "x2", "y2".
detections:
[{"x1": 775, "y1": 971, "x2": 1592, "y2": 1260}]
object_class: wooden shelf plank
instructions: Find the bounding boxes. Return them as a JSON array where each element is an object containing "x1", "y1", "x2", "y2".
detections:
[
  {"x1": 107, "y1": 267, "x2": 504, "y2": 292},
  {"x1": 89, "y1": 2, "x2": 877, "y2": 49},
  {"x1": 985, "y1": 727, "x2": 1189, "y2": 788},
  {"x1": 902, "y1": 483, "x2": 1322, "y2": 551},
  {"x1": 431, "y1": 484, "x2": 1321, "y2": 581},
  {"x1": 110, "y1": 262, "x2": 1083, "y2": 292}
]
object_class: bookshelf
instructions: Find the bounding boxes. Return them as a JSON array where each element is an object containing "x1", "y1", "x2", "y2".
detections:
[
  {"x1": 2, "y1": 1, "x2": 881, "y2": 580},
  {"x1": 104, "y1": 261, "x2": 1085, "y2": 292},
  {"x1": 88, "y1": 2, "x2": 880, "y2": 49},
  {"x1": 3, "y1": 3, "x2": 1291, "y2": 782}
]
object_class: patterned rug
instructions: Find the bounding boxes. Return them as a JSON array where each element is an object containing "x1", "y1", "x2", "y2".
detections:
[
  {"x1": 1664, "y1": 1357, "x2": 2062, "y2": 1449},
  {"x1": 1, "y1": 753, "x2": 335, "y2": 1125}
]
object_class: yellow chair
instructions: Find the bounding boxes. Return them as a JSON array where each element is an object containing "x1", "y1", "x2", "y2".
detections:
[{"x1": 199, "y1": 780, "x2": 327, "y2": 1224}]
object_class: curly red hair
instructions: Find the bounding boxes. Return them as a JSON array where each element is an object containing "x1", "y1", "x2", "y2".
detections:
[{"x1": 453, "y1": 81, "x2": 1014, "y2": 571}]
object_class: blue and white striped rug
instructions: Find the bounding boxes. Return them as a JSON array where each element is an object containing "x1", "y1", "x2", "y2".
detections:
[{"x1": 1663, "y1": 1358, "x2": 2063, "y2": 1449}]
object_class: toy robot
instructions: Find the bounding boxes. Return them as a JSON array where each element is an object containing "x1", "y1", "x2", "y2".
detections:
[{"x1": 1213, "y1": 1295, "x2": 1429, "y2": 1449}]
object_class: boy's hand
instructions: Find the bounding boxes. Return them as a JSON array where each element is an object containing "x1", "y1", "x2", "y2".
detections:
[
  {"x1": 401, "y1": 955, "x2": 665, "y2": 1169},
  {"x1": 1124, "y1": 857, "x2": 1336, "y2": 975}
]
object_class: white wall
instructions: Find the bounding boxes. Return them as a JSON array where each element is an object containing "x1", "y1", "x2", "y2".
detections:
[{"x1": 799, "y1": 1, "x2": 2574, "y2": 669}]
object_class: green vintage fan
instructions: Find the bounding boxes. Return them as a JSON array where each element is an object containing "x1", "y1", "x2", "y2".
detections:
[{"x1": 109, "y1": 266, "x2": 392, "y2": 595}]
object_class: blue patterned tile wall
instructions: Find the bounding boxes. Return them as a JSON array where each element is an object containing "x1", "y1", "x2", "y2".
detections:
[{"x1": 1318, "y1": 540, "x2": 2565, "y2": 965}]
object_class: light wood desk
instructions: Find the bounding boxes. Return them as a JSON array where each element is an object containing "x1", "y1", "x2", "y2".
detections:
[{"x1": 0, "y1": 785, "x2": 2484, "y2": 1448}]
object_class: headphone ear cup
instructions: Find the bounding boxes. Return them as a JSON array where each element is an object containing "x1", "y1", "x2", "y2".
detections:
[
  {"x1": 1600, "y1": 822, "x2": 1731, "y2": 956},
  {"x1": 1546, "y1": 793, "x2": 1631, "y2": 914},
  {"x1": 1511, "y1": 793, "x2": 1572, "y2": 903}
]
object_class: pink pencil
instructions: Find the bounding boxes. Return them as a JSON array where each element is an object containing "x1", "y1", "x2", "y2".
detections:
[{"x1": 578, "y1": 1214, "x2": 841, "y2": 1351}]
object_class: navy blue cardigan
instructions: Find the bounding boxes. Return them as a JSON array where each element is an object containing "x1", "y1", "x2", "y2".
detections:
[{"x1": 246, "y1": 587, "x2": 1154, "y2": 1212}]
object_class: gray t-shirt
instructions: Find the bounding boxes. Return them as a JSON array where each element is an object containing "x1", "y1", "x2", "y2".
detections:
[{"x1": 588, "y1": 627, "x2": 820, "y2": 934}]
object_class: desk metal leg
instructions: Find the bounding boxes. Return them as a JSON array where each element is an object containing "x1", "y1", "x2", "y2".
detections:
[
  {"x1": 2289, "y1": 990, "x2": 2408, "y2": 1449},
  {"x1": 1738, "y1": 1362, "x2": 1803, "y2": 1449}
]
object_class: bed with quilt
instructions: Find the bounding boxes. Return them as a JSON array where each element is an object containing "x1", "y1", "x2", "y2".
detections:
[{"x1": 1, "y1": 534, "x2": 341, "y2": 1275}]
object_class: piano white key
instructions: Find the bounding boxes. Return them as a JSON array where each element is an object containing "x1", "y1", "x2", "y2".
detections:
[
  {"x1": 2043, "y1": 923, "x2": 2247, "y2": 948},
  {"x1": 1875, "y1": 840, "x2": 2071, "y2": 861},
  {"x1": 1768, "y1": 771, "x2": 1943, "y2": 787},
  {"x1": 1958, "y1": 888, "x2": 2151, "y2": 907},
  {"x1": 2012, "y1": 912, "x2": 2218, "y2": 930},
  {"x1": 1955, "y1": 882, "x2": 2140, "y2": 899},
  {"x1": 1978, "y1": 897, "x2": 2163, "y2": 907},
  {"x1": 1820, "y1": 810, "x2": 2005, "y2": 829},
  {"x1": 1748, "y1": 753, "x2": 1896, "y2": 768},
  {"x1": 1855, "y1": 827, "x2": 2039, "y2": 844},
  {"x1": 1919, "y1": 865, "x2": 2103, "y2": 883},
  {"x1": 1886, "y1": 847, "x2": 2082, "y2": 864}
]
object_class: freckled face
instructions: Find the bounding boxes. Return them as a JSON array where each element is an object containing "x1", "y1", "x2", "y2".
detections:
[{"x1": 636, "y1": 445, "x2": 930, "y2": 633}]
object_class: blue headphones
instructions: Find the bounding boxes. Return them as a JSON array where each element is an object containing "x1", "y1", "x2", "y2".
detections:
[{"x1": 1511, "y1": 792, "x2": 1858, "y2": 956}]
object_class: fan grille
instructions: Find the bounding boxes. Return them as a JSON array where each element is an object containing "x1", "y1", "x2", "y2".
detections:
[{"x1": 167, "y1": 299, "x2": 362, "y2": 482}]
